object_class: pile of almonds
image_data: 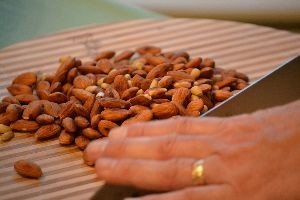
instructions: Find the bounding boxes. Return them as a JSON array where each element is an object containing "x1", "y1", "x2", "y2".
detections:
[{"x1": 0, "y1": 46, "x2": 249, "y2": 151}]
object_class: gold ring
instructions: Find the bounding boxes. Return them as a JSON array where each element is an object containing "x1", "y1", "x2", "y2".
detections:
[{"x1": 192, "y1": 159, "x2": 205, "y2": 185}]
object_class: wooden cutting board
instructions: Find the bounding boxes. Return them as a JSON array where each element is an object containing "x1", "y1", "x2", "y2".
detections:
[{"x1": 0, "y1": 19, "x2": 299, "y2": 200}]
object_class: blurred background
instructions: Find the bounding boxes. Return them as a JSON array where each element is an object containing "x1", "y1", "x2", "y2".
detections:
[{"x1": 1, "y1": 0, "x2": 299, "y2": 48}]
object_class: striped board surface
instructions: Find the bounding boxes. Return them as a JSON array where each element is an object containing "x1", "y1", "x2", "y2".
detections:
[{"x1": 0, "y1": 19, "x2": 300, "y2": 200}]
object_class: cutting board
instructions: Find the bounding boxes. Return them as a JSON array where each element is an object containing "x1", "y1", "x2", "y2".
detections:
[{"x1": 0, "y1": 19, "x2": 299, "y2": 200}]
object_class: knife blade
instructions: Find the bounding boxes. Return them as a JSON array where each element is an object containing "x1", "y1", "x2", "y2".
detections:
[{"x1": 91, "y1": 55, "x2": 300, "y2": 200}]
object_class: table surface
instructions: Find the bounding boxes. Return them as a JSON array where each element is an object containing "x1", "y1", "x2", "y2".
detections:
[{"x1": 0, "y1": 19, "x2": 300, "y2": 200}]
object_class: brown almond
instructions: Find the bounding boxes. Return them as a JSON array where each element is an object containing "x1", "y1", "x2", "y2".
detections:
[
  {"x1": 186, "y1": 99, "x2": 204, "y2": 117},
  {"x1": 152, "y1": 98, "x2": 170, "y2": 104},
  {"x1": 74, "y1": 116, "x2": 90, "y2": 129},
  {"x1": 75, "y1": 135, "x2": 90, "y2": 150},
  {"x1": 145, "y1": 55, "x2": 166, "y2": 66},
  {"x1": 91, "y1": 114, "x2": 102, "y2": 129},
  {"x1": 49, "y1": 82, "x2": 62, "y2": 93},
  {"x1": 7, "y1": 84, "x2": 33, "y2": 96},
  {"x1": 72, "y1": 89, "x2": 93, "y2": 103},
  {"x1": 67, "y1": 68, "x2": 78, "y2": 82},
  {"x1": 131, "y1": 74, "x2": 144, "y2": 88},
  {"x1": 14, "y1": 160, "x2": 43, "y2": 179},
  {"x1": 172, "y1": 87, "x2": 191, "y2": 106},
  {"x1": 122, "y1": 109, "x2": 153, "y2": 126},
  {"x1": 73, "y1": 75, "x2": 94, "y2": 89},
  {"x1": 36, "y1": 81, "x2": 50, "y2": 91},
  {"x1": 113, "y1": 75, "x2": 129, "y2": 96},
  {"x1": 172, "y1": 51, "x2": 189, "y2": 60},
  {"x1": 11, "y1": 120, "x2": 39, "y2": 132},
  {"x1": 62, "y1": 117, "x2": 77, "y2": 133},
  {"x1": 2, "y1": 96, "x2": 20, "y2": 105},
  {"x1": 104, "y1": 68, "x2": 130, "y2": 84},
  {"x1": 167, "y1": 71, "x2": 194, "y2": 82},
  {"x1": 158, "y1": 76, "x2": 173, "y2": 88},
  {"x1": 146, "y1": 88, "x2": 167, "y2": 99},
  {"x1": 83, "y1": 94, "x2": 96, "y2": 113},
  {"x1": 22, "y1": 101, "x2": 42, "y2": 120},
  {"x1": 35, "y1": 124, "x2": 61, "y2": 140},
  {"x1": 200, "y1": 58, "x2": 215, "y2": 68},
  {"x1": 199, "y1": 67, "x2": 214, "y2": 78},
  {"x1": 43, "y1": 101, "x2": 61, "y2": 118},
  {"x1": 146, "y1": 63, "x2": 171, "y2": 80},
  {"x1": 0, "y1": 113, "x2": 10, "y2": 125},
  {"x1": 74, "y1": 103, "x2": 89, "y2": 118},
  {"x1": 90, "y1": 99, "x2": 102, "y2": 118},
  {"x1": 140, "y1": 79, "x2": 152, "y2": 91},
  {"x1": 59, "y1": 130, "x2": 75, "y2": 145},
  {"x1": 128, "y1": 95, "x2": 152, "y2": 106},
  {"x1": 82, "y1": 128, "x2": 102, "y2": 139},
  {"x1": 129, "y1": 105, "x2": 149, "y2": 113},
  {"x1": 114, "y1": 50, "x2": 134, "y2": 62},
  {"x1": 200, "y1": 95, "x2": 214, "y2": 109},
  {"x1": 0, "y1": 102, "x2": 10, "y2": 114},
  {"x1": 95, "y1": 50, "x2": 115, "y2": 61},
  {"x1": 36, "y1": 114, "x2": 55, "y2": 125},
  {"x1": 213, "y1": 90, "x2": 232, "y2": 101},
  {"x1": 152, "y1": 102, "x2": 178, "y2": 119},
  {"x1": 136, "y1": 46, "x2": 161, "y2": 55},
  {"x1": 100, "y1": 109, "x2": 131, "y2": 122},
  {"x1": 77, "y1": 64, "x2": 103, "y2": 74},
  {"x1": 52, "y1": 57, "x2": 75, "y2": 84},
  {"x1": 132, "y1": 70, "x2": 147, "y2": 78},
  {"x1": 6, "y1": 104, "x2": 23, "y2": 122},
  {"x1": 58, "y1": 101, "x2": 75, "y2": 119},
  {"x1": 99, "y1": 97, "x2": 130, "y2": 109},
  {"x1": 104, "y1": 87, "x2": 120, "y2": 99},
  {"x1": 13, "y1": 72, "x2": 37, "y2": 86},
  {"x1": 96, "y1": 59, "x2": 113, "y2": 74},
  {"x1": 36, "y1": 90, "x2": 50, "y2": 100},
  {"x1": 186, "y1": 57, "x2": 202, "y2": 68},
  {"x1": 15, "y1": 94, "x2": 39, "y2": 104},
  {"x1": 47, "y1": 92, "x2": 68, "y2": 103},
  {"x1": 214, "y1": 77, "x2": 237, "y2": 89},
  {"x1": 98, "y1": 120, "x2": 118, "y2": 137},
  {"x1": 121, "y1": 87, "x2": 139, "y2": 100}
]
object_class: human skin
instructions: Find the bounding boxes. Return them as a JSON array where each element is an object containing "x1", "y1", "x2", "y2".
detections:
[{"x1": 84, "y1": 100, "x2": 300, "y2": 200}]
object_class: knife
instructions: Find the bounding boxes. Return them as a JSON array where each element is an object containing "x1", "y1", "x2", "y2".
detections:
[{"x1": 91, "y1": 55, "x2": 300, "y2": 200}]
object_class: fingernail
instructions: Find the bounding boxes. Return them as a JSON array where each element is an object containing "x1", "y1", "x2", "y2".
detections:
[
  {"x1": 109, "y1": 127, "x2": 127, "y2": 139},
  {"x1": 96, "y1": 158, "x2": 117, "y2": 177},
  {"x1": 83, "y1": 139, "x2": 108, "y2": 165}
]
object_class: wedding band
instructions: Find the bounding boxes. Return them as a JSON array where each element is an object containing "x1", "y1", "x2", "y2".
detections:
[{"x1": 192, "y1": 159, "x2": 205, "y2": 185}]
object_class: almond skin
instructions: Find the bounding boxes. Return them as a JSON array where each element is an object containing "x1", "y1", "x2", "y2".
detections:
[
  {"x1": 100, "y1": 109, "x2": 131, "y2": 122},
  {"x1": 172, "y1": 87, "x2": 191, "y2": 106},
  {"x1": 98, "y1": 120, "x2": 119, "y2": 136},
  {"x1": 22, "y1": 101, "x2": 42, "y2": 120},
  {"x1": 59, "y1": 130, "x2": 75, "y2": 145},
  {"x1": 152, "y1": 102, "x2": 178, "y2": 119},
  {"x1": 15, "y1": 94, "x2": 39, "y2": 105},
  {"x1": 7, "y1": 84, "x2": 33, "y2": 96},
  {"x1": 62, "y1": 117, "x2": 77, "y2": 133},
  {"x1": 75, "y1": 135, "x2": 90, "y2": 150},
  {"x1": 99, "y1": 97, "x2": 130, "y2": 109},
  {"x1": 14, "y1": 160, "x2": 43, "y2": 179},
  {"x1": 36, "y1": 114, "x2": 55, "y2": 125},
  {"x1": 82, "y1": 128, "x2": 102, "y2": 139},
  {"x1": 10, "y1": 120, "x2": 39, "y2": 132},
  {"x1": 35, "y1": 124, "x2": 61, "y2": 140},
  {"x1": 74, "y1": 116, "x2": 90, "y2": 129},
  {"x1": 42, "y1": 101, "x2": 61, "y2": 118},
  {"x1": 13, "y1": 72, "x2": 37, "y2": 86}
]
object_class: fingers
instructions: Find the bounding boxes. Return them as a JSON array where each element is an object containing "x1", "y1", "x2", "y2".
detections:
[
  {"x1": 95, "y1": 157, "x2": 220, "y2": 191},
  {"x1": 109, "y1": 117, "x2": 226, "y2": 139},
  {"x1": 84, "y1": 134, "x2": 217, "y2": 165},
  {"x1": 126, "y1": 185, "x2": 232, "y2": 200}
]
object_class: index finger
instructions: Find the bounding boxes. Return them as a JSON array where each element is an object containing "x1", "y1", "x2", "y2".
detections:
[{"x1": 109, "y1": 116, "x2": 226, "y2": 139}]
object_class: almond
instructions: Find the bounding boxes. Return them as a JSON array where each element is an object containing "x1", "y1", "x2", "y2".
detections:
[
  {"x1": 14, "y1": 160, "x2": 43, "y2": 179},
  {"x1": 2, "y1": 96, "x2": 20, "y2": 105},
  {"x1": 167, "y1": 71, "x2": 194, "y2": 82},
  {"x1": 90, "y1": 114, "x2": 102, "y2": 129},
  {"x1": 90, "y1": 99, "x2": 102, "y2": 118},
  {"x1": 35, "y1": 124, "x2": 61, "y2": 140},
  {"x1": 47, "y1": 92, "x2": 68, "y2": 103},
  {"x1": 121, "y1": 87, "x2": 139, "y2": 100},
  {"x1": 11, "y1": 120, "x2": 39, "y2": 132},
  {"x1": 62, "y1": 117, "x2": 77, "y2": 133},
  {"x1": 82, "y1": 128, "x2": 102, "y2": 139},
  {"x1": 58, "y1": 101, "x2": 75, "y2": 119},
  {"x1": 7, "y1": 84, "x2": 33, "y2": 96},
  {"x1": 172, "y1": 87, "x2": 191, "y2": 106},
  {"x1": 146, "y1": 63, "x2": 171, "y2": 80},
  {"x1": 13, "y1": 72, "x2": 37, "y2": 86},
  {"x1": 74, "y1": 104, "x2": 89, "y2": 118},
  {"x1": 43, "y1": 101, "x2": 61, "y2": 118},
  {"x1": 0, "y1": 102, "x2": 10, "y2": 114},
  {"x1": 74, "y1": 116, "x2": 90, "y2": 129},
  {"x1": 186, "y1": 57, "x2": 202, "y2": 68},
  {"x1": 136, "y1": 46, "x2": 161, "y2": 55},
  {"x1": 77, "y1": 64, "x2": 104, "y2": 74},
  {"x1": 100, "y1": 109, "x2": 131, "y2": 122},
  {"x1": 199, "y1": 67, "x2": 214, "y2": 78},
  {"x1": 15, "y1": 94, "x2": 39, "y2": 104},
  {"x1": 83, "y1": 94, "x2": 96, "y2": 113},
  {"x1": 96, "y1": 59, "x2": 113, "y2": 73},
  {"x1": 128, "y1": 95, "x2": 152, "y2": 106},
  {"x1": 36, "y1": 114, "x2": 55, "y2": 125},
  {"x1": 59, "y1": 130, "x2": 75, "y2": 145},
  {"x1": 104, "y1": 87, "x2": 120, "y2": 99},
  {"x1": 122, "y1": 109, "x2": 153, "y2": 126},
  {"x1": 72, "y1": 89, "x2": 93, "y2": 103},
  {"x1": 52, "y1": 56, "x2": 75, "y2": 84},
  {"x1": 131, "y1": 74, "x2": 144, "y2": 88},
  {"x1": 152, "y1": 102, "x2": 178, "y2": 119},
  {"x1": 67, "y1": 68, "x2": 78, "y2": 82},
  {"x1": 186, "y1": 99, "x2": 204, "y2": 117},
  {"x1": 6, "y1": 104, "x2": 23, "y2": 122},
  {"x1": 114, "y1": 75, "x2": 129, "y2": 96},
  {"x1": 145, "y1": 55, "x2": 166, "y2": 66},
  {"x1": 99, "y1": 97, "x2": 130, "y2": 109},
  {"x1": 213, "y1": 90, "x2": 232, "y2": 101},
  {"x1": 95, "y1": 51, "x2": 115, "y2": 61},
  {"x1": 158, "y1": 76, "x2": 173, "y2": 88},
  {"x1": 75, "y1": 135, "x2": 90, "y2": 150},
  {"x1": 104, "y1": 68, "x2": 130, "y2": 84},
  {"x1": 98, "y1": 120, "x2": 118, "y2": 136},
  {"x1": 73, "y1": 75, "x2": 94, "y2": 89},
  {"x1": 214, "y1": 77, "x2": 237, "y2": 89},
  {"x1": 22, "y1": 101, "x2": 42, "y2": 120},
  {"x1": 114, "y1": 50, "x2": 134, "y2": 62},
  {"x1": 0, "y1": 113, "x2": 10, "y2": 125},
  {"x1": 146, "y1": 88, "x2": 167, "y2": 99},
  {"x1": 49, "y1": 82, "x2": 62, "y2": 93}
]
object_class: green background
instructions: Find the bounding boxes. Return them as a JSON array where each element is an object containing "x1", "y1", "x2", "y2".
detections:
[{"x1": 0, "y1": 0, "x2": 163, "y2": 48}]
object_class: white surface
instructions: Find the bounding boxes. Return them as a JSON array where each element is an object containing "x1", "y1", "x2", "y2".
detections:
[{"x1": 116, "y1": 0, "x2": 300, "y2": 22}]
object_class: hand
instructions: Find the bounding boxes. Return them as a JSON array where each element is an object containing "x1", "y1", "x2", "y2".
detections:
[{"x1": 84, "y1": 100, "x2": 300, "y2": 200}]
